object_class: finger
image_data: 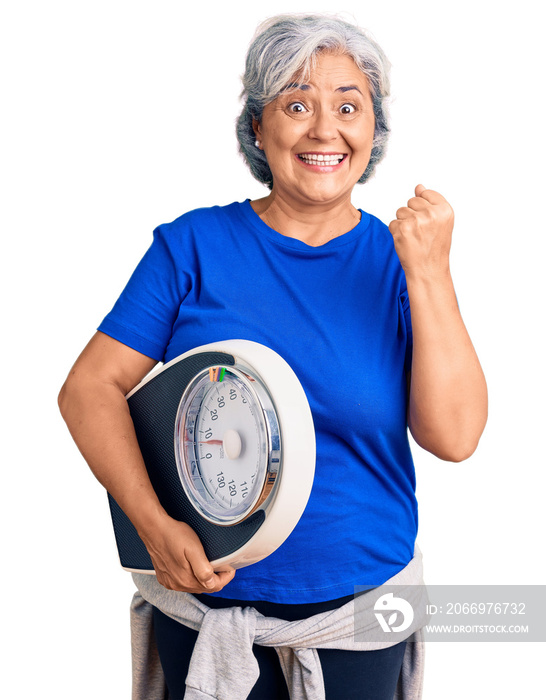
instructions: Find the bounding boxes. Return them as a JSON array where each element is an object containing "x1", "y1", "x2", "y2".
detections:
[
  {"x1": 388, "y1": 219, "x2": 411, "y2": 237},
  {"x1": 406, "y1": 196, "x2": 429, "y2": 212},
  {"x1": 183, "y1": 540, "x2": 217, "y2": 589},
  {"x1": 193, "y1": 562, "x2": 217, "y2": 589},
  {"x1": 415, "y1": 184, "x2": 426, "y2": 197},
  {"x1": 414, "y1": 185, "x2": 445, "y2": 204},
  {"x1": 215, "y1": 568, "x2": 237, "y2": 588},
  {"x1": 194, "y1": 568, "x2": 236, "y2": 594},
  {"x1": 395, "y1": 206, "x2": 416, "y2": 220}
]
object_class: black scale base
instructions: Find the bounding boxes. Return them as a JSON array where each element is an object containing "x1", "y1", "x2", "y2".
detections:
[{"x1": 107, "y1": 351, "x2": 265, "y2": 571}]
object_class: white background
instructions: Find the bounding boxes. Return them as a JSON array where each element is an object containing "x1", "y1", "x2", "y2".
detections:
[{"x1": 2, "y1": 0, "x2": 544, "y2": 697}]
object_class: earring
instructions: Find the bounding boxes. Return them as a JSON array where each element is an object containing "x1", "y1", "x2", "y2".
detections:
[{"x1": 255, "y1": 140, "x2": 261, "y2": 149}]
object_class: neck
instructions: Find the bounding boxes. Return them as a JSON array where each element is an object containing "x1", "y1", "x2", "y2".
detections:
[{"x1": 250, "y1": 191, "x2": 361, "y2": 247}]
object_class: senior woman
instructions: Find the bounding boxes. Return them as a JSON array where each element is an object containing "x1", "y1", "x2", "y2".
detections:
[{"x1": 59, "y1": 13, "x2": 487, "y2": 700}]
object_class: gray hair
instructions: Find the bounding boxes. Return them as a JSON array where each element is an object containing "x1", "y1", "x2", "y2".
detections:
[{"x1": 236, "y1": 14, "x2": 391, "y2": 189}]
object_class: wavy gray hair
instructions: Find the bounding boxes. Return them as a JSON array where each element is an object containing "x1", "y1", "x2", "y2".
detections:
[{"x1": 236, "y1": 14, "x2": 391, "y2": 189}]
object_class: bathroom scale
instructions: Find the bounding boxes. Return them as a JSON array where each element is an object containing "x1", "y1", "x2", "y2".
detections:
[{"x1": 107, "y1": 339, "x2": 316, "y2": 573}]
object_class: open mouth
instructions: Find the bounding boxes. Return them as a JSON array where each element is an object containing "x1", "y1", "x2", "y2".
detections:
[{"x1": 297, "y1": 153, "x2": 347, "y2": 166}]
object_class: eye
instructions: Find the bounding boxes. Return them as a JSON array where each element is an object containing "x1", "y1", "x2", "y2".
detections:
[
  {"x1": 287, "y1": 102, "x2": 307, "y2": 114},
  {"x1": 339, "y1": 103, "x2": 356, "y2": 115}
]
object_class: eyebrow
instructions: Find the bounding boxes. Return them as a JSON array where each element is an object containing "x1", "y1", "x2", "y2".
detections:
[
  {"x1": 336, "y1": 85, "x2": 362, "y2": 94},
  {"x1": 284, "y1": 83, "x2": 363, "y2": 94},
  {"x1": 284, "y1": 82, "x2": 309, "y2": 91}
]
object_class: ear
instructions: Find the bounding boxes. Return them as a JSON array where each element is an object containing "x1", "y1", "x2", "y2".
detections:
[{"x1": 252, "y1": 117, "x2": 262, "y2": 140}]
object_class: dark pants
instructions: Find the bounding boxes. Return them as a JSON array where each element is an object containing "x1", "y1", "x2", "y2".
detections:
[{"x1": 152, "y1": 593, "x2": 407, "y2": 700}]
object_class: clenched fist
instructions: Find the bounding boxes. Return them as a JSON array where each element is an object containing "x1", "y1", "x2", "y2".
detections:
[{"x1": 389, "y1": 185, "x2": 454, "y2": 278}]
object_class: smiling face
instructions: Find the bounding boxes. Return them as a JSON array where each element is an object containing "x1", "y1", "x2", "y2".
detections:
[{"x1": 253, "y1": 52, "x2": 376, "y2": 210}]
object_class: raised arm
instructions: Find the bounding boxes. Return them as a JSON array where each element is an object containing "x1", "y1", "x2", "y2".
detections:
[
  {"x1": 389, "y1": 185, "x2": 488, "y2": 462},
  {"x1": 58, "y1": 331, "x2": 235, "y2": 591}
]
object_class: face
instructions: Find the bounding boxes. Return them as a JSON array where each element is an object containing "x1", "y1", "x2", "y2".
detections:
[{"x1": 253, "y1": 52, "x2": 376, "y2": 209}]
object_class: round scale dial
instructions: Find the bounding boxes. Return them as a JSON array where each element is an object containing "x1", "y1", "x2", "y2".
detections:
[{"x1": 174, "y1": 365, "x2": 280, "y2": 525}]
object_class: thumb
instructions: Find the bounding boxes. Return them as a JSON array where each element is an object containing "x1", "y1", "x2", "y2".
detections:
[
  {"x1": 194, "y1": 562, "x2": 217, "y2": 589},
  {"x1": 185, "y1": 535, "x2": 217, "y2": 588},
  {"x1": 190, "y1": 551, "x2": 216, "y2": 588},
  {"x1": 415, "y1": 184, "x2": 426, "y2": 197}
]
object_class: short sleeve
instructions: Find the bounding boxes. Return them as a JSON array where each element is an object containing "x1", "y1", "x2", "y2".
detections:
[
  {"x1": 399, "y1": 288, "x2": 413, "y2": 374},
  {"x1": 98, "y1": 224, "x2": 189, "y2": 361}
]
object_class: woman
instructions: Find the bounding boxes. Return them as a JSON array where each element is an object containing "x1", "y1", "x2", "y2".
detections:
[{"x1": 59, "y1": 13, "x2": 487, "y2": 700}]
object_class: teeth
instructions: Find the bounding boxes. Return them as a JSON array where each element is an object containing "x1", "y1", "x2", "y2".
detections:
[{"x1": 299, "y1": 153, "x2": 344, "y2": 165}]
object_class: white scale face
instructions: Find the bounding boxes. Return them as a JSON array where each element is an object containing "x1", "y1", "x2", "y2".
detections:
[{"x1": 174, "y1": 365, "x2": 280, "y2": 526}]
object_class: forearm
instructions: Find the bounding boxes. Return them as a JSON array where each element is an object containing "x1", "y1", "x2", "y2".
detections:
[
  {"x1": 59, "y1": 374, "x2": 235, "y2": 590},
  {"x1": 406, "y1": 270, "x2": 488, "y2": 461},
  {"x1": 58, "y1": 377, "x2": 167, "y2": 539}
]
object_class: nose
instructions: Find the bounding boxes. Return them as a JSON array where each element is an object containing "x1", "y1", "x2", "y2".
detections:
[{"x1": 307, "y1": 107, "x2": 338, "y2": 142}]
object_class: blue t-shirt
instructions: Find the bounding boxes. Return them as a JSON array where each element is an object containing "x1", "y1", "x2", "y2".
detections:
[{"x1": 99, "y1": 200, "x2": 417, "y2": 603}]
